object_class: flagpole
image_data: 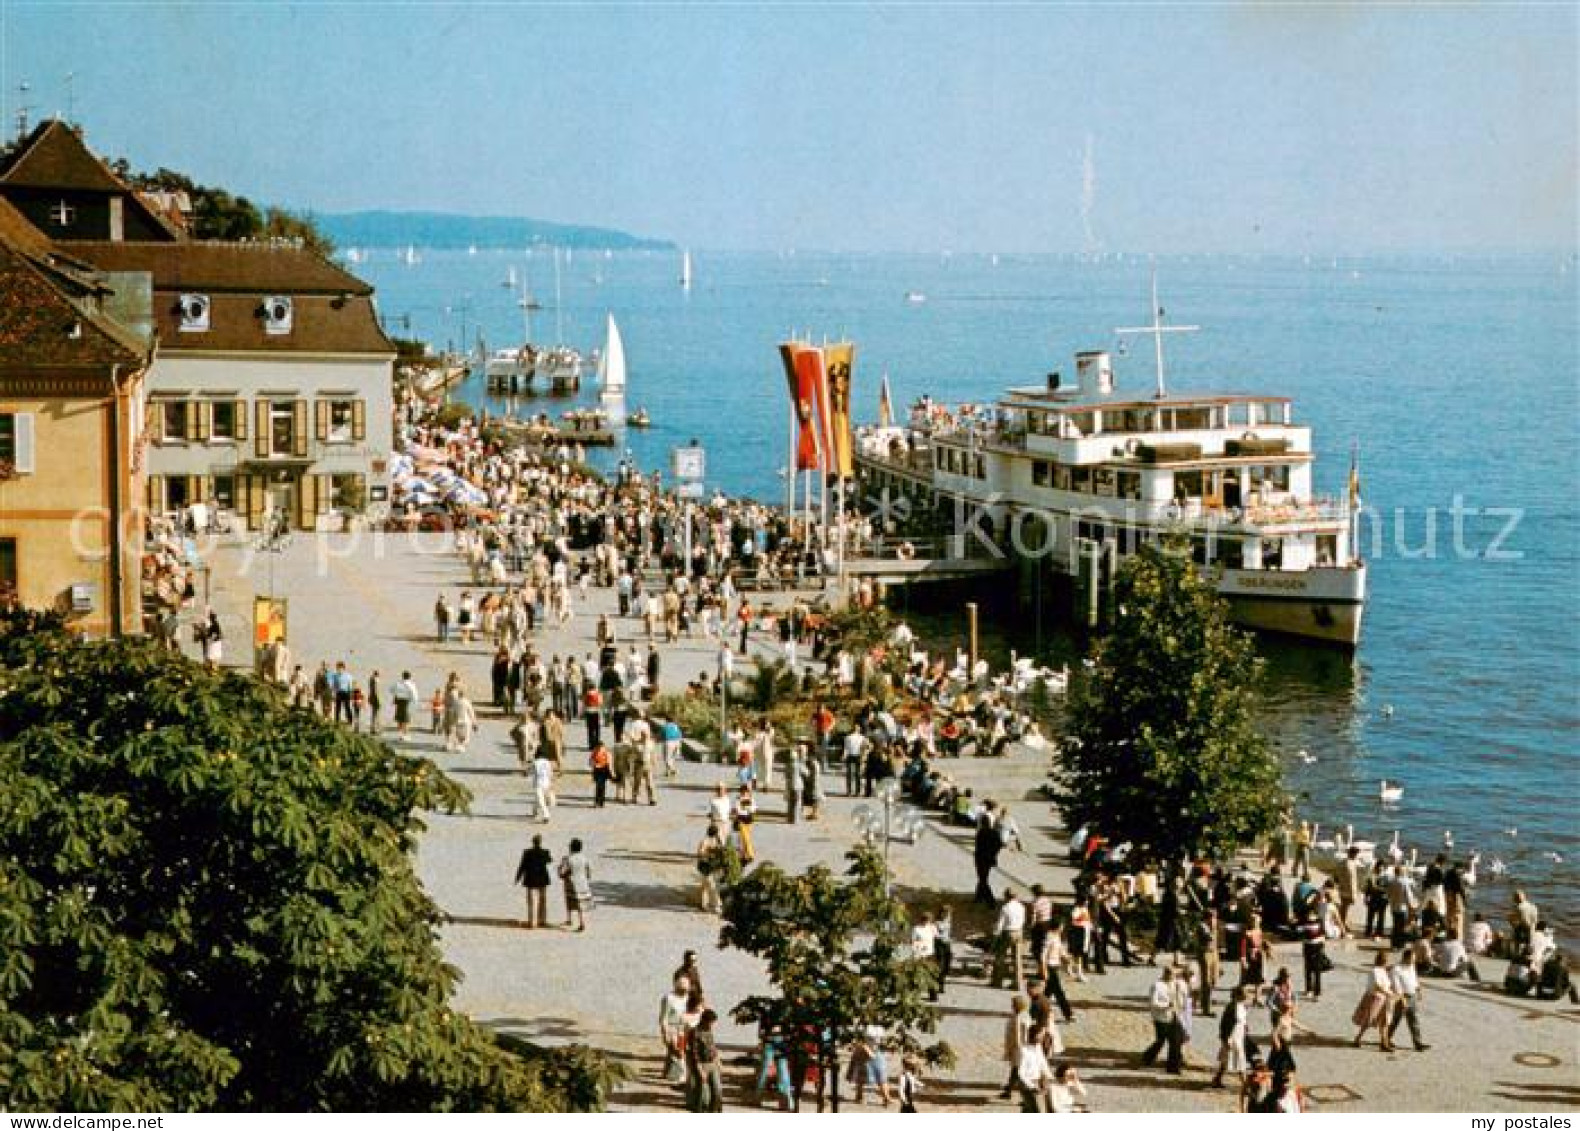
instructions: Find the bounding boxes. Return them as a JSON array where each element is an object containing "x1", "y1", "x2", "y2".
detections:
[
  {"x1": 1348, "y1": 439, "x2": 1360, "y2": 564},
  {"x1": 785, "y1": 394, "x2": 795, "y2": 517}
]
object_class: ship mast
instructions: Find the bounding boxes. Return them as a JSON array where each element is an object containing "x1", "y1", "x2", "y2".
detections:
[{"x1": 1115, "y1": 268, "x2": 1198, "y2": 399}]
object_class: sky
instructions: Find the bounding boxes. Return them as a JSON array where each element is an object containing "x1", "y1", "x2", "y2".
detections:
[{"x1": 1, "y1": 1, "x2": 1575, "y2": 253}]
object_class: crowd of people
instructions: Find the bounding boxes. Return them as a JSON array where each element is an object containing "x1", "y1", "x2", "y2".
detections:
[{"x1": 243, "y1": 402, "x2": 1572, "y2": 1113}]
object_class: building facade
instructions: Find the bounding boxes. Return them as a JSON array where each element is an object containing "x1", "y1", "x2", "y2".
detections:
[
  {"x1": 1, "y1": 119, "x2": 396, "y2": 534},
  {"x1": 0, "y1": 202, "x2": 153, "y2": 636},
  {"x1": 73, "y1": 242, "x2": 396, "y2": 531}
]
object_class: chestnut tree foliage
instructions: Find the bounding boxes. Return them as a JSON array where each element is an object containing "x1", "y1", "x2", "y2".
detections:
[
  {"x1": 719, "y1": 846, "x2": 952, "y2": 1109},
  {"x1": 0, "y1": 609, "x2": 609, "y2": 1111},
  {"x1": 1056, "y1": 544, "x2": 1285, "y2": 866}
]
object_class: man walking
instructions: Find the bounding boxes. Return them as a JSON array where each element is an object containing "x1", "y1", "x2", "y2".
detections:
[
  {"x1": 1387, "y1": 950, "x2": 1431, "y2": 1051},
  {"x1": 434, "y1": 594, "x2": 451, "y2": 643},
  {"x1": 514, "y1": 834, "x2": 553, "y2": 928},
  {"x1": 390, "y1": 670, "x2": 419, "y2": 742},
  {"x1": 991, "y1": 887, "x2": 1028, "y2": 992},
  {"x1": 1140, "y1": 966, "x2": 1186, "y2": 1074}
]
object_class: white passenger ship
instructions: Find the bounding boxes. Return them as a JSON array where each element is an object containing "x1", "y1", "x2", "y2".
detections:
[{"x1": 853, "y1": 287, "x2": 1367, "y2": 646}]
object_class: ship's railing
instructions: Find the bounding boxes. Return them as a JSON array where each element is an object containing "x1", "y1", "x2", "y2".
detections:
[{"x1": 1191, "y1": 496, "x2": 1350, "y2": 527}]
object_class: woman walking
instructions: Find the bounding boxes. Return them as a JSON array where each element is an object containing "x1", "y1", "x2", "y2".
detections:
[
  {"x1": 1352, "y1": 953, "x2": 1396, "y2": 1050},
  {"x1": 558, "y1": 837, "x2": 593, "y2": 931},
  {"x1": 685, "y1": 1008, "x2": 724, "y2": 1112},
  {"x1": 1211, "y1": 985, "x2": 1251, "y2": 1089}
]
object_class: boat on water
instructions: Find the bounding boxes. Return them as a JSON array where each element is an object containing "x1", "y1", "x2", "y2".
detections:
[
  {"x1": 597, "y1": 312, "x2": 628, "y2": 425},
  {"x1": 628, "y1": 407, "x2": 651, "y2": 428},
  {"x1": 484, "y1": 250, "x2": 583, "y2": 394},
  {"x1": 852, "y1": 279, "x2": 1368, "y2": 647},
  {"x1": 680, "y1": 249, "x2": 693, "y2": 290},
  {"x1": 905, "y1": 290, "x2": 927, "y2": 304}
]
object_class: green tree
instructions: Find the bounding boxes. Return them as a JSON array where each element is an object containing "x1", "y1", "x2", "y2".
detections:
[
  {"x1": 735, "y1": 657, "x2": 799, "y2": 713},
  {"x1": 264, "y1": 205, "x2": 337, "y2": 255},
  {"x1": 0, "y1": 609, "x2": 612, "y2": 1111},
  {"x1": 719, "y1": 846, "x2": 951, "y2": 1112},
  {"x1": 1055, "y1": 543, "x2": 1283, "y2": 867}
]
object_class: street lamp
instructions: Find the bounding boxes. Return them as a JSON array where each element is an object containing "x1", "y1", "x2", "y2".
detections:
[{"x1": 852, "y1": 778, "x2": 926, "y2": 897}]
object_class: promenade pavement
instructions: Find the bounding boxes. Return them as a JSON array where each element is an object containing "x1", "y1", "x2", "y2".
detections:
[{"x1": 192, "y1": 529, "x2": 1578, "y2": 1113}]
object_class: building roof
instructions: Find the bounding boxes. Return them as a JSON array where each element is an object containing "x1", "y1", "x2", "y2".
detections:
[
  {"x1": 0, "y1": 231, "x2": 152, "y2": 373},
  {"x1": 0, "y1": 196, "x2": 50, "y2": 255},
  {"x1": 0, "y1": 119, "x2": 128, "y2": 192},
  {"x1": 68, "y1": 239, "x2": 375, "y2": 295},
  {"x1": 147, "y1": 290, "x2": 394, "y2": 356},
  {"x1": 0, "y1": 120, "x2": 183, "y2": 241}
]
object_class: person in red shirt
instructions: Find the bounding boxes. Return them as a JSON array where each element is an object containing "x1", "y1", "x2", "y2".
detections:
[{"x1": 589, "y1": 742, "x2": 613, "y2": 808}]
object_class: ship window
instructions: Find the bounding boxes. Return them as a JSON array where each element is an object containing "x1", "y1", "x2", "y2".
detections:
[
  {"x1": 1094, "y1": 468, "x2": 1116, "y2": 497},
  {"x1": 1053, "y1": 464, "x2": 1072, "y2": 490},
  {"x1": 1263, "y1": 538, "x2": 1284, "y2": 569},
  {"x1": 1072, "y1": 466, "x2": 1092, "y2": 492},
  {"x1": 1316, "y1": 535, "x2": 1336, "y2": 567},
  {"x1": 1175, "y1": 406, "x2": 1211, "y2": 430},
  {"x1": 1218, "y1": 538, "x2": 1244, "y2": 569},
  {"x1": 1117, "y1": 470, "x2": 1141, "y2": 500},
  {"x1": 1032, "y1": 460, "x2": 1050, "y2": 487},
  {"x1": 1174, "y1": 470, "x2": 1204, "y2": 500}
]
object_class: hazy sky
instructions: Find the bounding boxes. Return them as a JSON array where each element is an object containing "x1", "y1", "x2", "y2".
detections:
[{"x1": 2, "y1": 2, "x2": 1575, "y2": 253}]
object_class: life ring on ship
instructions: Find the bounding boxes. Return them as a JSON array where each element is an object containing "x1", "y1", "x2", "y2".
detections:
[{"x1": 896, "y1": 541, "x2": 917, "y2": 561}]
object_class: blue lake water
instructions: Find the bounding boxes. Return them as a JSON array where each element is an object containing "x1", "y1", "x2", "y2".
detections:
[{"x1": 360, "y1": 247, "x2": 1579, "y2": 929}]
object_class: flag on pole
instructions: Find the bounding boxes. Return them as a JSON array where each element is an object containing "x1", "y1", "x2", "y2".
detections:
[
  {"x1": 779, "y1": 341, "x2": 819, "y2": 470},
  {"x1": 801, "y1": 345, "x2": 834, "y2": 473},
  {"x1": 823, "y1": 341, "x2": 856, "y2": 478},
  {"x1": 878, "y1": 371, "x2": 894, "y2": 428}
]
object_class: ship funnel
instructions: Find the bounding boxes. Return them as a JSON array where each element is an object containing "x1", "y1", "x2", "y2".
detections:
[{"x1": 1075, "y1": 350, "x2": 1113, "y2": 396}]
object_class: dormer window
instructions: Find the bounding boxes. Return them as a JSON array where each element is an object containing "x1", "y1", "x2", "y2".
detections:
[
  {"x1": 178, "y1": 294, "x2": 211, "y2": 333},
  {"x1": 50, "y1": 200, "x2": 77, "y2": 227}
]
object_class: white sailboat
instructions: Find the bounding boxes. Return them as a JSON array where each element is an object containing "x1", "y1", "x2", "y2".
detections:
[
  {"x1": 680, "y1": 249, "x2": 693, "y2": 290},
  {"x1": 598, "y1": 312, "x2": 627, "y2": 425},
  {"x1": 502, "y1": 265, "x2": 518, "y2": 289}
]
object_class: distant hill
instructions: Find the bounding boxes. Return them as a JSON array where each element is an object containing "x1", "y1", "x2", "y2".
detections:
[{"x1": 316, "y1": 210, "x2": 673, "y2": 251}]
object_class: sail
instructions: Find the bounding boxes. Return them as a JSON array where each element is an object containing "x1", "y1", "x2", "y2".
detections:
[
  {"x1": 680, "y1": 250, "x2": 693, "y2": 289},
  {"x1": 600, "y1": 313, "x2": 627, "y2": 395}
]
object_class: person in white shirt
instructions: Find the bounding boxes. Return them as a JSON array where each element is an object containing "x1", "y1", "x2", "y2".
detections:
[
  {"x1": 1387, "y1": 950, "x2": 1430, "y2": 1051},
  {"x1": 531, "y1": 754, "x2": 555, "y2": 822},
  {"x1": 707, "y1": 781, "x2": 733, "y2": 827},
  {"x1": 911, "y1": 913, "x2": 939, "y2": 964},
  {"x1": 390, "y1": 671, "x2": 419, "y2": 740},
  {"x1": 1466, "y1": 913, "x2": 1495, "y2": 956},
  {"x1": 1140, "y1": 966, "x2": 1185, "y2": 1073},
  {"x1": 1049, "y1": 1063, "x2": 1088, "y2": 1113},
  {"x1": 991, "y1": 889, "x2": 1028, "y2": 992}
]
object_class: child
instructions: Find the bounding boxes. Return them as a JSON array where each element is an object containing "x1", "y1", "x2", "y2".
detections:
[
  {"x1": 898, "y1": 1056, "x2": 921, "y2": 1113},
  {"x1": 430, "y1": 688, "x2": 444, "y2": 735}
]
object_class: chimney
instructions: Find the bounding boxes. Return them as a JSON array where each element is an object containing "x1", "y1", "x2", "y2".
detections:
[{"x1": 1075, "y1": 350, "x2": 1113, "y2": 396}]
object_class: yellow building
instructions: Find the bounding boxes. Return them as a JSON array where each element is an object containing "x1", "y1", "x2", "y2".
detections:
[{"x1": 0, "y1": 202, "x2": 153, "y2": 636}]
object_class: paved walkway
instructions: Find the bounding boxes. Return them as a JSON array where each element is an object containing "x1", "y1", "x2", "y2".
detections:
[{"x1": 192, "y1": 530, "x2": 1578, "y2": 1113}]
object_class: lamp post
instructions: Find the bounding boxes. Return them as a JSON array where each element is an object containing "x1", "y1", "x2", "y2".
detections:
[{"x1": 852, "y1": 778, "x2": 926, "y2": 898}]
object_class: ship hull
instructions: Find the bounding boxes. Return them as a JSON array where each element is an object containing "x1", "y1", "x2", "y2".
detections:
[{"x1": 1216, "y1": 565, "x2": 1366, "y2": 646}]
